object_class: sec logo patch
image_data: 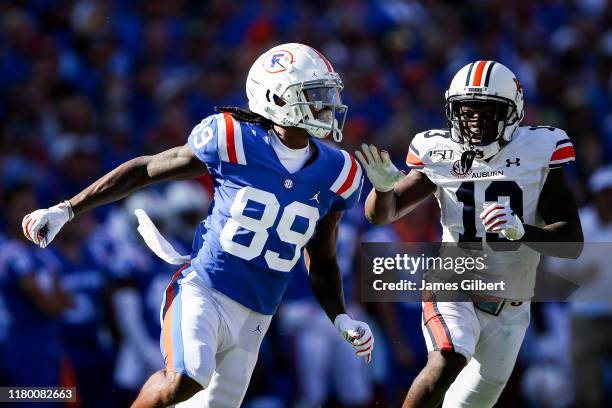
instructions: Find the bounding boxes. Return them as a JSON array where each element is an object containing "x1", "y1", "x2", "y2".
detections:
[{"x1": 451, "y1": 160, "x2": 472, "y2": 178}]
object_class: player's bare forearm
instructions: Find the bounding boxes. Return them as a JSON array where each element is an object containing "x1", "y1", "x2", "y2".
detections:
[
  {"x1": 69, "y1": 144, "x2": 206, "y2": 216},
  {"x1": 365, "y1": 170, "x2": 436, "y2": 225},
  {"x1": 521, "y1": 168, "x2": 583, "y2": 258},
  {"x1": 309, "y1": 255, "x2": 347, "y2": 321},
  {"x1": 365, "y1": 188, "x2": 397, "y2": 225},
  {"x1": 306, "y1": 211, "x2": 347, "y2": 321}
]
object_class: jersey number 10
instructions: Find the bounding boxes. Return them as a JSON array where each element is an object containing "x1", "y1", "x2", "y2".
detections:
[{"x1": 456, "y1": 180, "x2": 523, "y2": 250}]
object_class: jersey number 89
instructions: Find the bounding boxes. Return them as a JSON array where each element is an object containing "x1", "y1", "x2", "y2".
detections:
[{"x1": 220, "y1": 186, "x2": 319, "y2": 272}]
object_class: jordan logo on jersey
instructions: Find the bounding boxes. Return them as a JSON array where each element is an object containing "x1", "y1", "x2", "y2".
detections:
[{"x1": 310, "y1": 191, "x2": 320, "y2": 204}]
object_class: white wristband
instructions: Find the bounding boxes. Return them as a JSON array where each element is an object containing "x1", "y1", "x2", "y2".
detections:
[{"x1": 62, "y1": 200, "x2": 74, "y2": 221}]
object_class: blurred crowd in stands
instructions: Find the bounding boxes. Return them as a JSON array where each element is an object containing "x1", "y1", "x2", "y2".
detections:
[{"x1": 1, "y1": 0, "x2": 611, "y2": 407}]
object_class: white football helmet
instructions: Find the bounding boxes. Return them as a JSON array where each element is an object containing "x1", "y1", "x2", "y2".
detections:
[
  {"x1": 445, "y1": 61, "x2": 524, "y2": 161},
  {"x1": 246, "y1": 43, "x2": 347, "y2": 142}
]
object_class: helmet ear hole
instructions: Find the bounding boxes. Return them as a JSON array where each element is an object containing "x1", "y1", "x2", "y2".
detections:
[{"x1": 273, "y1": 95, "x2": 286, "y2": 107}]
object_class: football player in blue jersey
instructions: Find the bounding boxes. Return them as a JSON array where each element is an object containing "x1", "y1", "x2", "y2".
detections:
[{"x1": 22, "y1": 43, "x2": 374, "y2": 408}]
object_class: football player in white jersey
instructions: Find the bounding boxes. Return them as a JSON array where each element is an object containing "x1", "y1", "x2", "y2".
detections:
[{"x1": 356, "y1": 61, "x2": 583, "y2": 408}]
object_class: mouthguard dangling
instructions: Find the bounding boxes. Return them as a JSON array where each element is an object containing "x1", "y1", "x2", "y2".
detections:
[{"x1": 461, "y1": 150, "x2": 476, "y2": 172}]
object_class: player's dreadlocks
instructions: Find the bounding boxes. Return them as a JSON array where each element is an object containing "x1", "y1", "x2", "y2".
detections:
[{"x1": 215, "y1": 106, "x2": 274, "y2": 130}]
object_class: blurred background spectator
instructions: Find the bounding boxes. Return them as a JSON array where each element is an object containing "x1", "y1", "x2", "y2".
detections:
[
  {"x1": 0, "y1": 183, "x2": 73, "y2": 408},
  {"x1": 1, "y1": 0, "x2": 611, "y2": 406}
]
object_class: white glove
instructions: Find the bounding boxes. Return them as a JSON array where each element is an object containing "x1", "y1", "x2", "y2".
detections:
[
  {"x1": 22, "y1": 201, "x2": 73, "y2": 248},
  {"x1": 334, "y1": 313, "x2": 374, "y2": 363},
  {"x1": 480, "y1": 201, "x2": 525, "y2": 241},
  {"x1": 355, "y1": 144, "x2": 404, "y2": 192}
]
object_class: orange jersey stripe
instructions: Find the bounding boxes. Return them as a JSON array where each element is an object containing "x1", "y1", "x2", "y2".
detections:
[
  {"x1": 550, "y1": 145, "x2": 575, "y2": 161},
  {"x1": 472, "y1": 60, "x2": 488, "y2": 86},
  {"x1": 223, "y1": 113, "x2": 238, "y2": 164},
  {"x1": 161, "y1": 264, "x2": 189, "y2": 370},
  {"x1": 406, "y1": 151, "x2": 424, "y2": 166},
  {"x1": 423, "y1": 302, "x2": 443, "y2": 346},
  {"x1": 336, "y1": 155, "x2": 358, "y2": 196},
  {"x1": 423, "y1": 301, "x2": 453, "y2": 350},
  {"x1": 162, "y1": 288, "x2": 175, "y2": 369}
]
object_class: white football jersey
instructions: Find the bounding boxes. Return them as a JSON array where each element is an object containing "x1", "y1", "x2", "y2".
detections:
[{"x1": 407, "y1": 126, "x2": 575, "y2": 299}]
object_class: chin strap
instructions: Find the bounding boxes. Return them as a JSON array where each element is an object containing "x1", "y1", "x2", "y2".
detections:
[
  {"x1": 461, "y1": 139, "x2": 506, "y2": 171},
  {"x1": 332, "y1": 129, "x2": 343, "y2": 143}
]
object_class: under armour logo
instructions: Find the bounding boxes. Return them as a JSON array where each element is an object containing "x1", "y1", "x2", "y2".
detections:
[
  {"x1": 506, "y1": 158, "x2": 520, "y2": 167},
  {"x1": 252, "y1": 324, "x2": 262, "y2": 334},
  {"x1": 310, "y1": 191, "x2": 320, "y2": 204}
]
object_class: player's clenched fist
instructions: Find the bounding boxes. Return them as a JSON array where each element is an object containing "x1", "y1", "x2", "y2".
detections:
[
  {"x1": 355, "y1": 143, "x2": 404, "y2": 192},
  {"x1": 480, "y1": 201, "x2": 525, "y2": 241},
  {"x1": 334, "y1": 313, "x2": 374, "y2": 363},
  {"x1": 22, "y1": 201, "x2": 74, "y2": 248}
]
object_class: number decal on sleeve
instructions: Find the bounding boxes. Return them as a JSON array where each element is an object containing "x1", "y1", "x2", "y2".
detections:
[
  {"x1": 528, "y1": 126, "x2": 555, "y2": 132},
  {"x1": 220, "y1": 186, "x2": 320, "y2": 272},
  {"x1": 192, "y1": 122, "x2": 214, "y2": 148},
  {"x1": 423, "y1": 130, "x2": 450, "y2": 138}
]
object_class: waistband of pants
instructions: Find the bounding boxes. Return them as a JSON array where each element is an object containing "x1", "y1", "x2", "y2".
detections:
[{"x1": 469, "y1": 293, "x2": 524, "y2": 316}]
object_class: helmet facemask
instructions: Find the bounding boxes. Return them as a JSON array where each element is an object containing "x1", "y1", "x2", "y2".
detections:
[
  {"x1": 446, "y1": 96, "x2": 519, "y2": 163},
  {"x1": 288, "y1": 78, "x2": 348, "y2": 142}
]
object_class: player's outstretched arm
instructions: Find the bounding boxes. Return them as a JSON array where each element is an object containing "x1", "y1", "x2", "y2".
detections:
[
  {"x1": 305, "y1": 211, "x2": 374, "y2": 362},
  {"x1": 22, "y1": 144, "x2": 206, "y2": 248},
  {"x1": 356, "y1": 144, "x2": 436, "y2": 225},
  {"x1": 69, "y1": 144, "x2": 205, "y2": 215}
]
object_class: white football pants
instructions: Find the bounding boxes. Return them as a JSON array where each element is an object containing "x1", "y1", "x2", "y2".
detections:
[{"x1": 421, "y1": 300, "x2": 530, "y2": 408}]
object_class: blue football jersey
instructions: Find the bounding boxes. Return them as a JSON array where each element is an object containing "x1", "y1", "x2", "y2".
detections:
[{"x1": 187, "y1": 113, "x2": 363, "y2": 314}]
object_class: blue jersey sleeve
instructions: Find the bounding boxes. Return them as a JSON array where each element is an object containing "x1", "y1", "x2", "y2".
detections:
[
  {"x1": 187, "y1": 114, "x2": 221, "y2": 169},
  {"x1": 331, "y1": 175, "x2": 364, "y2": 211},
  {"x1": 329, "y1": 150, "x2": 364, "y2": 212}
]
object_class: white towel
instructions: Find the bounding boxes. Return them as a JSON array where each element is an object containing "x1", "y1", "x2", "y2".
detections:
[{"x1": 134, "y1": 209, "x2": 190, "y2": 265}]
